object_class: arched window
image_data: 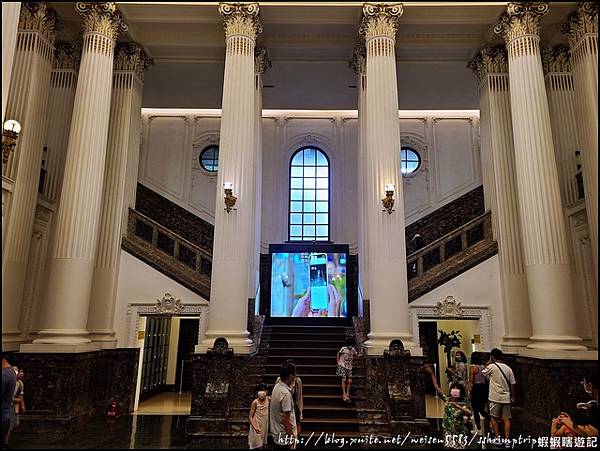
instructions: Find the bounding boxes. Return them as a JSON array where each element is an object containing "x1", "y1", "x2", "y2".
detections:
[
  {"x1": 289, "y1": 147, "x2": 329, "y2": 241},
  {"x1": 199, "y1": 145, "x2": 219, "y2": 172},
  {"x1": 400, "y1": 146, "x2": 421, "y2": 175}
]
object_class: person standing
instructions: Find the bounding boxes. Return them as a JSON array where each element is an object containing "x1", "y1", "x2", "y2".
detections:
[
  {"x1": 336, "y1": 337, "x2": 359, "y2": 402},
  {"x1": 248, "y1": 383, "x2": 270, "y2": 449},
  {"x1": 270, "y1": 363, "x2": 297, "y2": 450},
  {"x1": 2, "y1": 352, "x2": 17, "y2": 448},
  {"x1": 482, "y1": 348, "x2": 516, "y2": 442},
  {"x1": 276, "y1": 359, "x2": 303, "y2": 434},
  {"x1": 467, "y1": 352, "x2": 490, "y2": 434}
]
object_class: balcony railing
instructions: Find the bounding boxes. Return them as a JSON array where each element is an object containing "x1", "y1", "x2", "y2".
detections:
[
  {"x1": 123, "y1": 208, "x2": 212, "y2": 299},
  {"x1": 407, "y1": 211, "x2": 496, "y2": 301}
]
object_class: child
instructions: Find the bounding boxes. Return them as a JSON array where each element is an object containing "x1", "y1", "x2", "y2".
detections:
[
  {"x1": 436, "y1": 382, "x2": 473, "y2": 449},
  {"x1": 336, "y1": 337, "x2": 359, "y2": 402},
  {"x1": 248, "y1": 383, "x2": 270, "y2": 449}
]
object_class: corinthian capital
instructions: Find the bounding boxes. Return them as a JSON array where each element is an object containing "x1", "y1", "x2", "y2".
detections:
[
  {"x1": 254, "y1": 45, "x2": 271, "y2": 74},
  {"x1": 219, "y1": 3, "x2": 262, "y2": 40},
  {"x1": 349, "y1": 43, "x2": 367, "y2": 74},
  {"x1": 561, "y1": 2, "x2": 598, "y2": 48},
  {"x1": 18, "y1": 2, "x2": 63, "y2": 44},
  {"x1": 468, "y1": 45, "x2": 509, "y2": 82},
  {"x1": 359, "y1": 3, "x2": 403, "y2": 41},
  {"x1": 493, "y1": 2, "x2": 549, "y2": 44},
  {"x1": 114, "y1": 42, "x2": 154, "y2": 80},
  {"x1": 75, "y1": 2, "x2": 128, "y2": 40},
  {"x1": 541, "y1": 44, "x2": 571, "y2": 73},
  {"x1": 54, "y1": 41, "x2": 83, "y2": 71}
]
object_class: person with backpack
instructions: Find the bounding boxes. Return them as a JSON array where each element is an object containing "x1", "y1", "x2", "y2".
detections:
[{"x1": 482, "y1": 348, "x2": 516, "y2": 443}]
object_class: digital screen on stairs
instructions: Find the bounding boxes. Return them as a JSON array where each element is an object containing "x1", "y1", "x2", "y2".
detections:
[{"x1": 270, "y1": 252, "x2": 347, "y2": 318}]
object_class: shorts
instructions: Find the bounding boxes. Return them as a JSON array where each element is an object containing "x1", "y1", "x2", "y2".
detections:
[
  {"x1": 488, "y1": 401, "x2": 511, "y2": 419},
  {"x1": 336, "y1": 366, "x2": 353, "y2": 379}
]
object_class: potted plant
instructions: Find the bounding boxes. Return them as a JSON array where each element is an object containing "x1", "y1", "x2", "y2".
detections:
[{"x1": 437, "y1": 329, "x2": 462, "y2": 368}]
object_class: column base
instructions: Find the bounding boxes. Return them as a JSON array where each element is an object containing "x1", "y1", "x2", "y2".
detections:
[
  {"x1": 527, "y1": 334, "x2": 587, "y2": 352},
  {"x1": 2, "y1": 332, "x2": 27, "y2": 352},
  {"x1": 89, "y1": 330, "x2": 117, "y2": 349},
  {"x1": 501, "y1": 335, "x2": 530, "y2": 352},
  {"x1": 519, "y1": 348, "x2": 597, "y2": 360},
  {"x1": 363, "y1": 332, "x2": 422, "y2": 356},
  {"x1": 195, "y1": 330, "x2": 255, "y2": 355},
  {"x1": 20, "y1": 342, "x2": 100, "y2": 353}
]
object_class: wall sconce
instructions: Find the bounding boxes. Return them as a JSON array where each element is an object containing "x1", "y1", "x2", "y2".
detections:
[
  {"x1": 382, "y1": 183, "x2": 395, "y2": 215},
  {"x1": 2, "y1": 119, "x2": 21, "y2": 165},
  {"x1": 223, "y1": 181, "x2": 237, "y2": 213}
]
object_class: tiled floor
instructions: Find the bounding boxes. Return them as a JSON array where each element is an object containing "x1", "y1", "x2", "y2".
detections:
[{"x1": 136, "y1": 392, "x2": 192, "y2": 415}]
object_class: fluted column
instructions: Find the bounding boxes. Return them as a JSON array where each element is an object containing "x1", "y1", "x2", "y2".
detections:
[
  {"x1": 1, "y1": 3, "x2": 59, "y2": 351},
  {"x1": 196, "y1": 3, "x2": 262, "y2": 354},
  {"x1": 88, "y1": 43, "x2": 152, "y2": 348},
  {"x1": 351, "y1": 44, "x2": 370, "y2": 302},
  {"x1": 359, "y1": 3, "x2": 419, "y2": 355},
  {"x1": 469, "y1": 45, "x2": 532, "y2": 351},
  {"x1": 562, "y1": 2, "x2": 598, "y2": 275},
  {"x1": 24, "y1": 2, "x2": 127, "y2": 352},
  {"x1": 248, "y1": 45, "x2": 269, "y2": 300},
  {"x1": 2, "y1": 2, "x2": 21, "y2": 122},
  {"x1": 494, "y1": 2, "x2": 586, "y2": 353}
]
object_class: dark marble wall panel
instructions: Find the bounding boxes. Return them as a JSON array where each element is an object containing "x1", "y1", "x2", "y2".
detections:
[
  {"x1": 135, "y1": 183, "x2": 214, "y2": 252},
  {"x1": 9, "y1": 349, "x2": 138, "y2": 434},
  {"x1": 405, "y1": 185, "x2": 484, "y2": 254}
]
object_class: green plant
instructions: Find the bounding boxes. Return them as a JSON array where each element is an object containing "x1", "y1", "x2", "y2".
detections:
[{"x1": 437, "y1": 329, "x2": 462, "y2": 367}]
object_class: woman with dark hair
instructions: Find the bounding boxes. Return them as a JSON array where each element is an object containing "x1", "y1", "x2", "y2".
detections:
[
  {"x1": 446, "y1": 350, "x2": 468, "y2": 388},
  {"x1": 336, "y1": 337, "x2": 359, "y2": 402},
  {"x1": 468, "y1": 352, "x2": 490, "y2": 433}
]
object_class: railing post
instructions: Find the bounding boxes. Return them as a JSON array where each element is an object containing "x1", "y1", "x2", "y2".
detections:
[
  {"x1": 128, "y1": 209, "x2": 136, "y2": 236},
  {"x1": 195, "y1": 254, "x2": 201, "y2": 273},
  {"x1": 151, "y1": 226, "x2": 159, "y2": 247},
  {"x1": 417, "y1": 255, "x2": 424, "y2": 277},
  {"x1": 461, "y1": 228, "x2": 468, "y2": 250},
  {"x1": 438, "y1": 243, "x2": 446, "y2": 263},
  {"x1": 173, "y1": 240, "x2": 180, "y2": 260}
]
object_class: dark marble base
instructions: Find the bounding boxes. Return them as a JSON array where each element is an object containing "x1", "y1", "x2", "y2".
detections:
[
  {"x1": 8, "y1": 348, "x2": 139, "y2": 434},
  {"x1": 506, "y1": 355, "x2": 598, "y2": 438}
]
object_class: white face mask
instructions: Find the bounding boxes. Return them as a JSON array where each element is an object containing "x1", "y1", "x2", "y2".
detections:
[{"x1": 257, "y1": 391, "x2": 267, "y2": 400}]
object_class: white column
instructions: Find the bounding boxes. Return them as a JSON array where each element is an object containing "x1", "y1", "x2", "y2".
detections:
[
  {"x1": 543, "y1": 44, "x2": 597, "y2": 347},
  {"x1": 248, "y1": 45, "x2": 268, "y2": 300},
  {"x1": 19, "y1": 41, "x2": 82, "y2": 341},
  {"x1": 88, "y1": 43, "x2": 151, "y2": 348},
  {"x1": 359, "y1": 3, "x2": 419, "y2": 355},
  {"x1": 469, "y1": 45, "x2": 532, "y2": 352},
  {"x1": 24, "y1": 2, "x2": 127, "y2": 352},
  {"x1": 351, "y1": 43, "x2": 369, "y2": 302},
  {"x1": 196, "y1": 3, "x2": 262, "y2": 355},
  {"x1": 2, "y1": 2, "x2": 21, "y2": 122},
  {"x1": 562, "y1": 2, "x2": 598, "y2": 276},
  {"x1": 494, "y1": 3, "x2": 586, "y2": 353},
  {"x1": 1, "y1": 3, "x2": 58, "y2": 351}
]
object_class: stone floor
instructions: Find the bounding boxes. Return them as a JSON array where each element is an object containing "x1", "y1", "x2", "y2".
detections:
[{"x1": 136, "y1": 392, "x2": 192, "y2": 415}]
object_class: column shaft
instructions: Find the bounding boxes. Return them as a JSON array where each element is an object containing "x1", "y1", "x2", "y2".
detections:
[
  {"x1": 197, "y1": 3, "x2": 261, "y2": 354},
  {"x1": 2, "y1": 2, "x2": 21, "y2": 122},
  {"x1": 495, "y1": 3, "x2": 585, "y2": 352},
  {"x1": 26, "y1": 3, "x2": 127, "y2": 352},
  {"x1": 360, "y1": 3, "x2": 419, "y2": 355},
  {"x1": 2, "y1": 3, "x2": 58, "y2": 351}
]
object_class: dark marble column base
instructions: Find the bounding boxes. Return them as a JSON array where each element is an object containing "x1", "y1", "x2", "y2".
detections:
[{"x1": 8, "y1": 348, "x2": 139, "y2": 434}]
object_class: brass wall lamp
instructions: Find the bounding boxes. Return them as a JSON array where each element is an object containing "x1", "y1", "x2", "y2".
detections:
[
  {"x1": 382, "y1": 183, "x2": 395, "y2": 214},
  {"x1": 2, "y1": 120, "x2": 21, "y2": 165},
  {"x1": 223, "y1": 181, "x2": 237, "y2": 213}
]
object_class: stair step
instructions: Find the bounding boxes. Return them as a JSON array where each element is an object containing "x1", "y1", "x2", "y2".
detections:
[
  {"x1": 268, "y1": 326, "x2": 348, "y2": 334},
  {"x1": 265, "y1": 374, "x2": 364, "y2": 384},
  {"x1": 264, "y1": 364, "x2": 365, "y2": 375},
  {"x1": 301, "y1": 418, "x2": 360, "y2": 433},
  {"x1": 269, "y1": 348, "x2": 339, "y2": 356},
  {"x1": 269, "y1": 339, "x2": 345, "y2": 347},
  {"x1": 268, "y1": 333, "x2": 347, "y2": 341},
  {"x1": 266, "y1": 356, "x2": 340, "y2": 365},
  {"x1": 303, "y1": 406, "x2": 358, "y2": 419},
  {"x1": 303, "y1": 394, "x2": 364, "y2": 407}
]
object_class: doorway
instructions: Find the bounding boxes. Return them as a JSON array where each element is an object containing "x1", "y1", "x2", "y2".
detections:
[{"x1": 135, "y1": 315, "x2": 199, "y2": 415}]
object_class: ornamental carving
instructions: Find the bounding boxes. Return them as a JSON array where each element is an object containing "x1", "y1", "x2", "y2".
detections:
[
  {"x1": 359, "y1": 3, "x2": 403, "y2": 40},
  {"x1": 154, "y1": 293, "x2": 184, "y2": 314},
  {"x1": 468, "y1": 45, "x2": 509, "y2": 81},
  {"x1": 75, "y1": 2, "x2": 128, "y2": 40},
  {"x1": 219, "y1": 3, "x2": 262, "y2": 40},
  {"x1": 561, "y1": 2, "x2": 599, "y2": 47},
  {"x1": 53, "y1": 41, "x2": 82, "y2": 70},
  {"x1": 493, "y1": 2, "x2": 549, "y2": 43},
  {"x1": 18, "y1": 2, "x2": 63, "y2": 44},
  {"x1": 433, "y1": 296, "x2": 465, "y2": 317},
  {"x1": 349, "y1": 43, "x2": 367, "y2": 74},
  {"x1": 254, "y1": 44, "x2": 271, "y2": 74},
  {"x1": 541, "y1": 44, "x2": 572, "y2": 73},
  {"x1": 114, "y1": 42, "x2": 154, "y2": 80}
]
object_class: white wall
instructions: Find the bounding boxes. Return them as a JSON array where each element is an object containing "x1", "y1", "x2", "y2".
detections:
[
  {"x1": 410, "y1": 254, "x2": 505, "y2": 349},
  {"x1": 113, "y1": 250, "x2": 208, "y2": 347},
  {"x1": 138, "y1": 109, "x2": 481, "y2": 253}
]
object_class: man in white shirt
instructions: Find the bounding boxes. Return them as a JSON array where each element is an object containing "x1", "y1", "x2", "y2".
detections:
[
  {"x1": 270, "y1": 362, "x2": 297, "y2": 450},
  {"x1": 482, "y1": 348, "x2": 516, "y2": 442}
]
